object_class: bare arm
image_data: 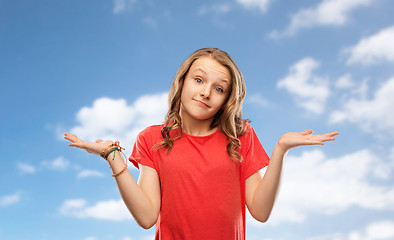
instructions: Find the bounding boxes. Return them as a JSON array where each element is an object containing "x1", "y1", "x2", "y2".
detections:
[
  {"x1": 64, "y1": 133, "x2": 161, "y2": 229},
  {"x1": 245, "y1": 130, "x2": 338, "y2": 222}
]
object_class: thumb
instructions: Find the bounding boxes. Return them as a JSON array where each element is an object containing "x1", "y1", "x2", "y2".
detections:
[
  {"x1": 301, "y1": 129, "x2": 314, "y2": 135},
  {"x1": 69, "y1": 142, "x2": 84, "y2": 148}
]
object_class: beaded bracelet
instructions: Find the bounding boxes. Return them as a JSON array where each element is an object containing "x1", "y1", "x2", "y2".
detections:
[
  {"x1": 105, "y1": 147, "x2": 120, "y2": 161},
  {"x1": 100, "y1": 141, "x2": 128, "y2": 177},
  {"x1": 112, "y1": 164, "x2": 128, "y2": 177},
  {"x1": 100, "y1": 141, "x2": 125, "y2": 160}
]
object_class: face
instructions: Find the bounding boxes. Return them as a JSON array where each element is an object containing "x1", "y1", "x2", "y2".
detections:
[{"x1": 180, "y1": 57, "x2": 231, "y2": 124}]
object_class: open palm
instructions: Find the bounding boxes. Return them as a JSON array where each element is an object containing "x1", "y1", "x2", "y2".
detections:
[
  {"x1": 64, "y1": 133, "x2": 114, "y2": 156},
  {"x1": 277, "y1": 129, "x2": 339, "y2": 152}
]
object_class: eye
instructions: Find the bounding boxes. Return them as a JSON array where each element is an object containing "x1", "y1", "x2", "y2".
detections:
[
  {"x1": 214, "y1": 87, "x2": 224, "y2": 93},
  {"x1": 195, "y1": 78, "x2": 203, "y2": 83}
]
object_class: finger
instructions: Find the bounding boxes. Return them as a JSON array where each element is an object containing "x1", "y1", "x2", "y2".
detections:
[
  {"x1": 321, "y1": 131, "x2": 339, "y2": 137},
  {"x1": 307, "y1": 140, "x2": 325, "y2": 146},
  {"x1": 95, "y1": 139, "x2": 104, "y2": 143},
  {"x1": 68, "y1": 142, "x2": 85, "y2": 148},
  {"x1": 301, "y1": 129, "x2": 313, "y2": 135},
  {"x1": 64, "y1": 134, "x2": 74, "y2": 142},
  {"x1": 329, "y1": 131, "x2": 339, "y2": 136},
  {"x1": 64, "y1": 132, "x2": 76, "y2": 138},
  {"x1": 314, "y1": 135, "x2": 336, "y2": 143},
  {"x1": 64, "y1": 133, "x2": 84, "y2": 143},
  {"x1": 321, "y1": 131, "x2": 339, "y2": 141},
  {"x1": 64, "y1": 133, "x2": 75, "y2": 140}
]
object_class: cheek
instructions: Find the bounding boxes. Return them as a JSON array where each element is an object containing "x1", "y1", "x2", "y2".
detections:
[
  {"x1": 213, "y1": 97, "x2": 227, "y2": 111},
  {"x1": 220, "y1": 92, "x2": 230, "y2": 104},
  {"x1": 180, "y1": 90, "x2": 186, "y2": 105},
  {"x1": 181, "y1": 80, "x2": 195, "y2": 98},
  {"x1": 180, "y1": 85, "x2": 192, "y2": 105}
]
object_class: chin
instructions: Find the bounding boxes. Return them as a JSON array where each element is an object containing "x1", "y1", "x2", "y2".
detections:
[{"x1": 191, "y1": 113, "x2": 215, "y2": 121}]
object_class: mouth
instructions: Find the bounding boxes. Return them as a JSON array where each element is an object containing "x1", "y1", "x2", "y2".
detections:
[{"x1": 194, "y1": 99, "x2": 210, "y2": 108}]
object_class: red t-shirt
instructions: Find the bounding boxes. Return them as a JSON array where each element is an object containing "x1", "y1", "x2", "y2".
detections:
[{"x1": 129, "y1": 124, "x2": 270, "y2": 240}]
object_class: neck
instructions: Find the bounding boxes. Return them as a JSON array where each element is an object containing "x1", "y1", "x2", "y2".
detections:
[
  {"x1": 182, "y1": 122, "x2": 217, "y2": 136},
  {"x1": 179, "y1": 107, "x2": 217, "y2": 136}
]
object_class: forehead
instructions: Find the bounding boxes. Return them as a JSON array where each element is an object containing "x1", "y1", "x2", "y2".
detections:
[{"x1": 189, "y1": 57, "x2": 231, "y2": 80}]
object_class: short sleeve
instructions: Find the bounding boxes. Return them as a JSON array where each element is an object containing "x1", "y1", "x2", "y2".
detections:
[
  {"x1": 240, "y1": 124, "x2": 270, "y2": 181},
  {"x1": 129, "y1": 128, "x2": 157, "y2": 170}
]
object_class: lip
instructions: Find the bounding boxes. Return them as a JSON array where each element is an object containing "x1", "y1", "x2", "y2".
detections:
[{"x1": 194, "y1": 99, "x2": 210, "y2": 108}]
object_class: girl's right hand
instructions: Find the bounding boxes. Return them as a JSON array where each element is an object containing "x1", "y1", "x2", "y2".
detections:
[{"x1": 64, "y1": 133, "x2": 114, "y2": 156}]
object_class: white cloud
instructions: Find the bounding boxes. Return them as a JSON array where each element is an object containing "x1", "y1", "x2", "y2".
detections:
[
  {"x1": 335, "y1": 75, "x2": 369, "y2": 101},
  {"x1": 269, "y1": 0, "x2": 372, "y2": 38},
  {"x1": 41, "y1": 156, "x2": 70, "y2": 171},
  {"x1": 17, "y1": 157, "x2": 85, "y2": 176},
  {"x1": 391, "y1": 147, "x2": 394, "y2": 160},
  {"x1": 236, "y1": 0, "x2": 271, "y2": 13},
  {"x1": 344, "y1": 26, "x2": 394, "y2": 65},
  {"x1": 199, "y1": 3, "x2": 232, "y2": 15},
  {"x1": 0, "y1": 193, "x2": 21, "y2": 207},
  {"x1": 307, "y1": 220, "x2": 394, "y2": 240},
  {"x1": 330, "y1": 77, "x2": 394, "y2": 134},
  {"x1": 351, "y1": 78, "x2": 369, "y2": 99},
  {"x1": 139, "y1": 235, "x2": 156, "y2": 240},
  {"x1": 246, "y1": 93, "x2": 269, "y2": 107},
  {"x1": 68, "y1": 93, "x2": 168, "y2": 155},
  {"x1": 113, "y1": 0, "x2": 136, "y2": 14},
  {"x1": 277, "y1": 57, "x2": 330, "y2": 114},
  {"x1": 198, "y1": 3, "x2": 233, "y2": 27},
  {"x1": 84, "y1": 237, "x2": 97, "y2": 240},
  {"x1": 77, "y1": 170, "x2": 105, "y2": 179},
  {"x1": 59, "y1": 199, "x2": 130, "y2": 221},
  {"x1": 366, "y1": 221, "x2": 394, "y2": 239},
  {"x1": 336, "y1": 74, "x2": 355, "y2": 89},
  {"x1": 143, "y1": 17, "x2": 157, "y2": 28},
  {"x1": 252, "y1": 149, "x2": 394, "y2": 225},
  {"x1": 71, "y1": 98, "x2": 134, "y2": 139},
  {"x1": 17, "y1": 162, "x2": 36, "y2": 174}
]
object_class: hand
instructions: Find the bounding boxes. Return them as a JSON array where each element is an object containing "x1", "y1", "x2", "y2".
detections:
[
  {"x1": 64, "y1": 133, "x2": 114, "y2": 156},
  {"x1": 276, "y1": 129, "x2": 339, "y2": 153}
]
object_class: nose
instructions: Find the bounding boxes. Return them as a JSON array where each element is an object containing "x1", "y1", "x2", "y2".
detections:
[{"x1": 200, "y1": 85, "x2": 210, "y2": 99}]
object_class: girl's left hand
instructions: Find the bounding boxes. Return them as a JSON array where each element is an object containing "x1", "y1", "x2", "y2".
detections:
[{"x1": 277, "y1": 129, "x2": 339, "y2": 152}]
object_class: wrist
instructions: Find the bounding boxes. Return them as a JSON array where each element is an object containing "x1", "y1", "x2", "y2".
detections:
[
  {"x1": 106, "y1": 152, "x2": 123, "y2": 168},
  {"x1": 273, "y1": 142, "x2": 288, "y2": 155},
  {"x1": 105, "y1": 149, "x2": 118, "y2": 161},
  {"x1": 100, "y1": 141, "x2": 125, "y2": 160},
  {"x1": 101, "y1": 142, "x2": 129, "y2": 178}
]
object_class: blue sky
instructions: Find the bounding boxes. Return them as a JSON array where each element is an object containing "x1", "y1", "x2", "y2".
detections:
[{"x1": 1, "y1": 0, "x2": 394, "y2": 239}]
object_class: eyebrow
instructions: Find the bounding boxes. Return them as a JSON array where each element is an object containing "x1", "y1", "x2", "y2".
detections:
[
  {"x1": 194, "y1": 67, "x2": 207, "y2": 75},
  {"x1": 193, "y1": 67, "x2": 230, "y2": 85}
]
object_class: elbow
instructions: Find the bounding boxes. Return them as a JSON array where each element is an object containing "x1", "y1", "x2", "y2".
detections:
[
  {"x1": 130, "y1": 205, "x2": 160, "y2": 229},
  {"x1": 251, "y1": 211, "x2": 271, "y2": 223},
  {"x1": 137, "y1": 219, "x2": 157, "y2": 229},
  {"x1": 257, "y1": 215, "x2": 270, "y2": 223},
  {"x1": 139, "y1": 222, "x2": 155, "y2": 230},
  {"x1": 135, "y1": 212, "x2": 159, "y2": 229}
]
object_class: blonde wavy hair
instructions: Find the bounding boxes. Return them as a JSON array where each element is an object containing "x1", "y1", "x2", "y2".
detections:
[{"x1": 158, "y1": 48, "x2": 249, "y2": 161}]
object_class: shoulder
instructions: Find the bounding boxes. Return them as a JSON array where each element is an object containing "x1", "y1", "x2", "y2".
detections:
[
  {"x1": 137, "y1": 124, "x2": 164, "y2": 142},
  {"x1": 243, "y1": 122, "x2": 253, "y2": 132},
  {"x1": 238, "y1": 122, "x2": 261, "y2": 149},
  {"x1": 239, "y1": 122, "x2": 254, "y2": 139},
  {"x1": 140, "y1": 124, "x2": 164, "y2": 135}
]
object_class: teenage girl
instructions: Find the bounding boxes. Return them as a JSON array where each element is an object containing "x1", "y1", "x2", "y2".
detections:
[{"x1": 64, "y1": 48, "x2": 338, "y2": 240}]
